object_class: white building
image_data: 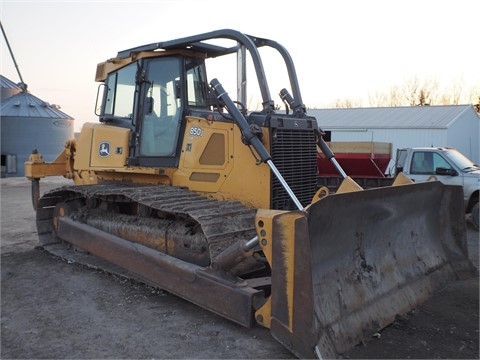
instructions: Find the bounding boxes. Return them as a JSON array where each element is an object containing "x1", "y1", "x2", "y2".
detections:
[{"x1": 308, "y1": 105, "x2": 479, "y2": 174}]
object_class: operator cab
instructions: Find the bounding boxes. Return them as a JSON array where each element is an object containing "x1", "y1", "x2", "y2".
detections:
[
  {"x1": 96, "y1": 54, "x2": 211, "y2": 168},
  {"x1": 94, "y1": 29, "x2": 313, "y2": 170}
]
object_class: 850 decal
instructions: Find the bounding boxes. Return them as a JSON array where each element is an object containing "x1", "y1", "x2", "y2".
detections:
[{"x1": 189, "y1": 127, "x2": 204, "y2": 137}]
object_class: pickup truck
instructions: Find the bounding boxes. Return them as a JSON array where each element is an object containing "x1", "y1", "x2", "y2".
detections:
[
  {"x1": 317, "y1": 143, "x2": 479, "y2": 230},
  {"x1": 396, "y1": 147, "x2": 479, "y2": 230}
]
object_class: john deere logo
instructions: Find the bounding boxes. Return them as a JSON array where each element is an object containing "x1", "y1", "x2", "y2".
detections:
[{"x1": 99, "y1": 142, "x2": 110, "y2": 157}]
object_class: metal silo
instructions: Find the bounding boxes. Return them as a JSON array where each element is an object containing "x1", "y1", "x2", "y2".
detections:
[{"x1": 1, "y1": 75, "x2": 74, "y2": 177}]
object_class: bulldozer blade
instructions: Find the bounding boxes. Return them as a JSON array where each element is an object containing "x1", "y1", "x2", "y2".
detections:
[
  {"x1": 54, "y1": 216, "x2": 263, "y2": 328},
  {"x1": 263, "y1": 181, "x2": 474, "y2": 359}
]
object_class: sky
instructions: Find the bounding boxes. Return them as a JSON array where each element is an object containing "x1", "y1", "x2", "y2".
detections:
[{"x1": 1, "y1": 0, "x2": 479, "y2": 132}]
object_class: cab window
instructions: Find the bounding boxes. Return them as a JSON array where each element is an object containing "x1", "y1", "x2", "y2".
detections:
[
  {"x1": 186, "y1": 59, "x2": 208, "y2": 107},
  {"x1": 103, "y1": 63, "x2": 136, "y2": 119},
  {"x1": 140, "y1": 58, "x2": 182, "y2": 156}
]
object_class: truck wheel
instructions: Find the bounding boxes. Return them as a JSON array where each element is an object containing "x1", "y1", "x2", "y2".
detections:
[{"x1": 471, "y1": 202, "x2": 479, "y2": 231}]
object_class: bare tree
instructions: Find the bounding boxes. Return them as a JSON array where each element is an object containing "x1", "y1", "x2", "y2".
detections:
[
  {"x1": 434, "y1": 78, "x2": 466, "y2": 105},
  {"x1": 327, "y1": 76, "x2": 478, "y2": 109},
  {"x1": 404, "y1": 76, "x2": 420, "y2": 106},
  {"x1": 400, "y1": 76, "x2": 439, "y2": 106},
  {"x1": 466, "y1": 87, "x2": 480, "y2": 111},
  {"x1": 368, "y1": 85, "x2": 406, "y2": 107},
  {"x1": 387, "y1": 85, "x2": 406, "y2": 106},
  {"x1": 367, "y1": 90, "x2": 388, "y2": 107},
  {"x1": 420, "y1": 77, "x2": 440, "y2": 105},
  {"x1": 449, "y1": 78, "x2": 464, "y2": 105},
  {"x1": 332, "y1": 97, "x2": 363, "y2": 108}
]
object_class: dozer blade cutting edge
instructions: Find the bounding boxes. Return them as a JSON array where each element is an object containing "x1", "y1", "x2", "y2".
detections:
[{"x1": 256, "y1": 180, "x2": 474, "y2": 359}]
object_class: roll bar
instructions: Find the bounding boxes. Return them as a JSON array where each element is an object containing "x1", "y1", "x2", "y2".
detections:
[{"x1": 117, "y1": 29, "x2": 305, "y2": 113}]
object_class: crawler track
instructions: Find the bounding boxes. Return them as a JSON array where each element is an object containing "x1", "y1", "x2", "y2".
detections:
[{"x1": 36, "y1": 183, "x2": 258, "y2": 269}]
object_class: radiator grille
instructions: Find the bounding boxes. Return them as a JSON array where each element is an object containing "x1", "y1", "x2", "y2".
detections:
[{"x1": 270, "y1": 128, "x2": 318, "y2": 210}]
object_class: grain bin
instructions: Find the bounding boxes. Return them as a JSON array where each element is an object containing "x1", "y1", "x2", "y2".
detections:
[{"x1": 1, "y1": 75, "x2": 74, "y2": 177}]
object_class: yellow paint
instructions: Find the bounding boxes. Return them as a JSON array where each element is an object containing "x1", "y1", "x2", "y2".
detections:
[
  {"x1": 71, "y1": 123, "x2": 174, "y2": 185},
  {"x1": 255, "y1": 297, "x2": 272, "y2": 328},
  {"x1": 336, "y1": 176, "x2": 364, "y2": 193},
  {"x1": 277, "y1": 211, "x2": 303, "y2": 332},
  {"x1": 73, "y1": 170, "x2": 97, "y2": 185},
  {"x1": 90, "y1": 125, "x2": 130, "y2": 168},
  {"x1": 311, "y1": 186, "x2": 329, "y2": 203},
  {"x1": 180, "y1": 117, "x2": 227, "y2": 170},
  {"x1": 74, "y1": 123, "x2": 94, "y2": 172},
  {"x1": 392, "y1": 172, "x2": 415, "y2": 186},
  {"x1": 254, "y1": 209, "x2": 276, "y2": 329},
  {"x1": 26, "y1": 114, "x2": 272, "y2": 208},
  {"x1": 95, "y1": 171, "x2": 172, "y2": 185},
  {"x1": 174, "y1": 116, "x2": 271, "y2": 208},
  {"x1": 24, "y1": 141, "x2": 75, "y2": 180},
  {"x1": 255, "y1": 209, "x2": 303, "y2": 332},
  {"x1": 95, "y1": 49, "x2": 206, "y2": 82}
]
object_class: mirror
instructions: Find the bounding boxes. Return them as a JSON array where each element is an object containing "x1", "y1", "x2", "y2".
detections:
[{"x1": 435, "y1": 167, "x2": 458, "y2": 176}]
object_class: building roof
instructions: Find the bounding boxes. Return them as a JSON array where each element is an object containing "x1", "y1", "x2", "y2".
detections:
[
  {"x1": 0, "y1": 75, "x2": 22, "y2": 90},
  {"x1": 1, "y1": 74, "x2": 74, "y2": 120},
  {"x1": 1, "y1": 91, "x2": 73, "y2": 119},
  {"x1": 1, "y1": 74, "x2": 73, "y2": 119},
  {"x1": 308, "y1": 105, "x2": 476, "y2": 129}
]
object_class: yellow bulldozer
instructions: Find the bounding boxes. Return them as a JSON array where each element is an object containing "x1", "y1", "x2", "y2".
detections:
[{"x1": 25, "y1": 29, "x2": 474, "y2": 359}]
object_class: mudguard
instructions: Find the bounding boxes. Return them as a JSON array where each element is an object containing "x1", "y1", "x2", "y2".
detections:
[{"x1": 256, "y1": 181, "x2": 474, "y2": 359}]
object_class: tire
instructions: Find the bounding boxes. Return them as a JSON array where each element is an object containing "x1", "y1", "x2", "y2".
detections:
[{"x1": 471, "y1": 202, "x2": 479, "y2": 231}]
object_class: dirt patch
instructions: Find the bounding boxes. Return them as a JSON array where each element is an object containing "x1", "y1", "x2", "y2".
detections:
[
  {"x1": 1, "y1": 249, "x2": 292, "y2": 359},
  {"x1": 1, "y1": 177, "x2": 479, "y2": 359},
  {"x1": 342, "y1": 276, "x2": 479, "y2": 359}
]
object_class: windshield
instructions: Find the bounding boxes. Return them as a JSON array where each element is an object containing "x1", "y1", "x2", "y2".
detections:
[{"x1": 444, "y1": 149, "x2": 479, "y2": 172}]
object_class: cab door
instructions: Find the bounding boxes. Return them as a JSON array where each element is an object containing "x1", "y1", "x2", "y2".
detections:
[{"x1": 136, "y1": 57, "x2": 184, "y2": 168}]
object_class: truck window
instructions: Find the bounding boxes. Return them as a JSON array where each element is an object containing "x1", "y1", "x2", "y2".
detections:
[
  {"x1": 396, "y1": 149, "x2": 407, "y2": 173},
  {"x1": 411, "y1": 152, "x2": 434, "y2": 174},
  {"x1": 411, "y1": 151, "x2": 452, "y2": 174},
  {"x1": 432, "y1": 153, "x2": 452, "y2": 172}
]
